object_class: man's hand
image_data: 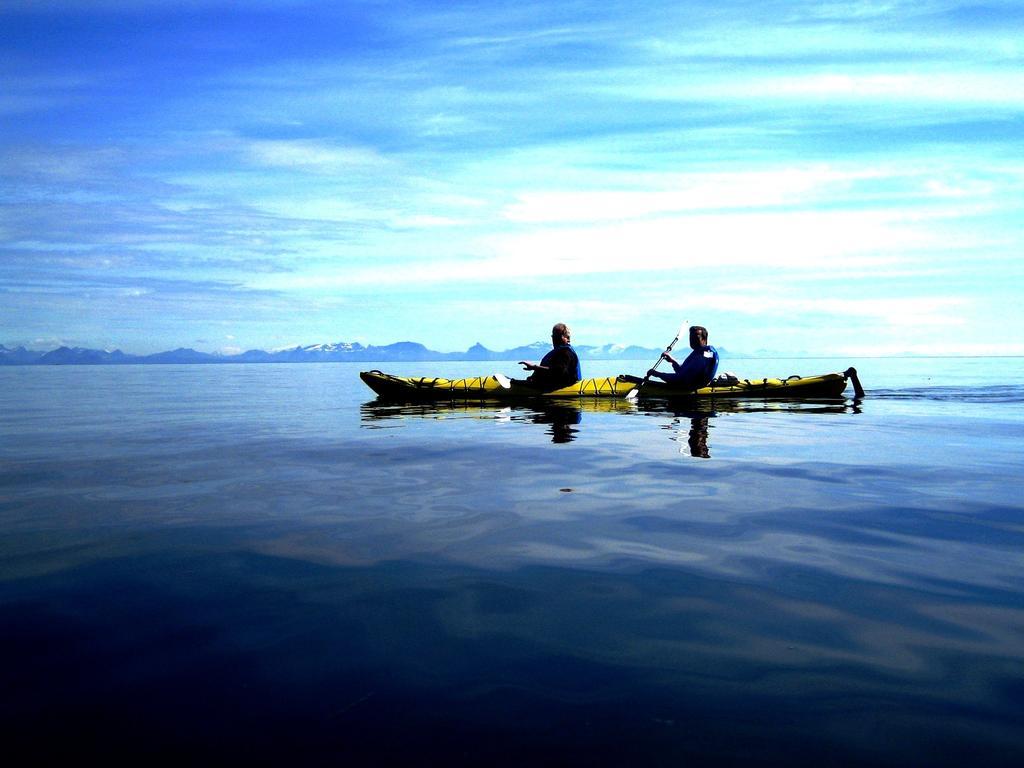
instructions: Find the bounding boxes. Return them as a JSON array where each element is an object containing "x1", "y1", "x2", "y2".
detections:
[{"x1": 519, "y1": 360, "x2": 539, "y2": 371}]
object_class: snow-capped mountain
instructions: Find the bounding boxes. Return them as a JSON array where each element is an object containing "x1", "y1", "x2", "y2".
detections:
[{"x1": 0, "y1": 340, "x2": 680, "y2": 365}]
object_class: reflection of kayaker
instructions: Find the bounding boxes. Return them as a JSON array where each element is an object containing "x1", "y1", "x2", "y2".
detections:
[
  {"x1": 687, "y1": 415, "x2": 710, "y2": 459},
  {"x1": 528, "y1": 403, "x2": 583, "y2": 444}
]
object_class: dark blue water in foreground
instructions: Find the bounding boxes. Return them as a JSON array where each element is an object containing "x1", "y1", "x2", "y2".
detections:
[{"x1": 2, "y1": 358, "x2": 1023, "y2": 765}]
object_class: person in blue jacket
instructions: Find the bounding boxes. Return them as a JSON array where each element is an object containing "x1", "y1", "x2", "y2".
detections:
[
  {"x1": 518, "y1": 323, "x2": 581, "y2": 390},
  {"x1": 647, "y1": 325, "x2": 719, "y2": 390}
]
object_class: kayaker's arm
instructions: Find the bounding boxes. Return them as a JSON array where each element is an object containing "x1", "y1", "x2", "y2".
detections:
[
  {"x1": 645, "y1": 368, "x2": 673, "y2": 382},
  {"x1": 646, "y1": 351, "x2": 681, "y2": 380}
]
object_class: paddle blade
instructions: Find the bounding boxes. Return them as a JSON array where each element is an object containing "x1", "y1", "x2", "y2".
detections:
[{"x1": 667, "y1": 321, "x2": 688, "y2": 351}]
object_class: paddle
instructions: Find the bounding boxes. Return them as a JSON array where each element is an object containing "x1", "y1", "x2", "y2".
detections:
[{"x1": 626, "y1": 322, "x2": 688, "y2": 400}]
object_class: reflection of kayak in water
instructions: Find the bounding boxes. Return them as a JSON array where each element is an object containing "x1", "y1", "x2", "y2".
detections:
[
  {"x1": 359, "y1": 368, "x2": 864, "y2": 401},
  {"x1": 359, "y1": 382, "x2": 864, "y2": 450},
  {"x1": 359, "y1": 398, "x2": 598, "y2": 444},
  {"x1": 359, "y1": 398, "x2": 857, "y2": 426},
  {"x1": 360, "y1": 399, "x2": 638, "y2": 419},
  {"x1": 359, "y1": 393, "x2": 861, "y2": 449}
]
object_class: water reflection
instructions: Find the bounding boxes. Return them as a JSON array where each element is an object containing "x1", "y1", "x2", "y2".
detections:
[
  {"x1": 528, "y1": 402, "x2": 582, "y2": 443},
  {"x1": 361, "y1": 396, "x2": 860, "y2": 451},
  {"x1": 655, "y1": 399, "x2": 860, "y2": 458},
  {"x1": 7, "y1": 362, "x2": 1024, "y2": 765},
  {"x1": 688, "y1": 414, "x2": 710, "y2": 458},
  {"x1": 361, "y1": 398, "x2": 636, "y2": 443},
  {"x1": 8, "y1": 543, "x2": 1023, "y2": 766},
  {"x1": 637, "y1": 396, "x2": 863, "y2": 416}
]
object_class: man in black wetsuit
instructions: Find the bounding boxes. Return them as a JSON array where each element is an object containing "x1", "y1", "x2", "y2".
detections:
[{"x1": 518, "y1": 323, "x2": 582, "y2": 390}]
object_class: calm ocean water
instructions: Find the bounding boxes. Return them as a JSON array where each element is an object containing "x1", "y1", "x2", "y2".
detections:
[{"x1": 2, "y1": 358, "x2": 1023, "y2": 765}]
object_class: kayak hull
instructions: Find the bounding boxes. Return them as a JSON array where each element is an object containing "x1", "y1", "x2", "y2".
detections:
[
  {"x1": 359, "y1": 370, "x2": 637, "y2": 399},
  {"x1": 358, "y1": 371, "x2": 510, "y2": 398},
  {"x1": 623, "y1": 372, "x2": 851, "y2": 399},
  {"x1": 510, "y1": 376, "x2": 639, "y2": 398},
  {"x1": 360, "y1": 369, "x2": 857, "y2": 400}
]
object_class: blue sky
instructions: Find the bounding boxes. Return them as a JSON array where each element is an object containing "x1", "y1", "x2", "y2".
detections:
[{"x1": 2, "y1": 0, "x2": 1022, "y2": 356}]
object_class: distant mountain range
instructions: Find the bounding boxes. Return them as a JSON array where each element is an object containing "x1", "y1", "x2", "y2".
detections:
[{"x1": 0, "y1": 341, "x2": 720, "y2": 365}]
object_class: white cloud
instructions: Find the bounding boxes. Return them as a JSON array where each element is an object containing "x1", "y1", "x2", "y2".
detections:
[
  {"x1": 634, "y1": 6, "x2": 1021, "y2": 62},
  {"x1": 2, "y1": 145, "x2": 127, "y2": 182},
  {"x1": 253, "y1": 197, "x2": 391, "y2": 224},
  {"x1": 248, "y1": 197, "x2": 467, "y2": 230},
  {"x1": 0, "y1": 71, "x2": 110, "y2": 116},
  {"x1": 7, "y1": 0, "x2": 311, "y2": 10},
  {"x1": 502, "y1": 167, "x2": 884, "y2": 223},
  {"x1": 243, "y1": 204, "x2": 963, "y2": 294},
  {"x1": 620, "y1": 70, "x2": 1024, "y2": 107},
  {"x1": 248, "y1": 140, "x2": 390, "y2": 173},
  {"x1": 751, "y1": 72, "x2": 1024, "y2": 105},
  {"x1": 484, "y1": 209, "x2": 936, "y2": 276},
  {"x1": 418, "y1": 112, "x2": 477, "y2": 137},
  {"x1": 716, "y1": 294, "x2": 970, "y2": 325},
  {"x1": 452, "y1": 298, "x2": 639, "y2": 325},
  {"x1": 389, "y1": 214, "x2": 465, "y2": 229}
]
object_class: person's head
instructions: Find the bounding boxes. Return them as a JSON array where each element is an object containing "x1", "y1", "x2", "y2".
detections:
[
  {"x1": 689, "y1": 325, "x2": 708, "y2": 349},
  {"x1": 552, "y1": 323, "x2": 571, "y2": 347}
]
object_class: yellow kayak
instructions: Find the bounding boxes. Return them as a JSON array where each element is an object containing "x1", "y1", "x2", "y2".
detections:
[
  {"x1": 359, "y1": 371, "x2": 637, "y2": 399},
  {"x1": 622, "y1": 369, "x2": 862, "y2": 399},
  {"x1": 360, "y1": 368, "x2": 863, "y2": 400}
]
